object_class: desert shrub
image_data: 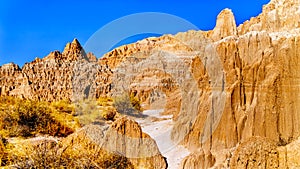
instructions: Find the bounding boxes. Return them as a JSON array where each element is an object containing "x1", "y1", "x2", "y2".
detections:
[
  {"x1": 74, "y1": 97, "x2": 119, "y2": 125},
  {"x1": 74, "y1": 99, "x2": 104, "y2": 125},
  {"x1": 113, "y1": 94, "x2": 135, "y2": 115},
  {"x1": 98, "y1": 97, "x2": 113, "y2": 106},
  {"x1": 74, "y1": 99, "x2": 99, "y2": 116},
  {"x1": 0, "y1": 135, "x2": 8, "y2": 166},
  {"x1": 51, "y1": 100, "x2": 74, "y2": 114},
  {"x1": 0, "y1": 97, "x2": 74, "y2": 138},
  {"x1": 113, "y1": 93, "x2": 143, "y2": 116},
  {"x1": 129, "y1": 93, "x2": 143, "y2": 112},
  {"x1": 0, "y1": 97, "x2": 134, "y2": 168},
  {"x1": 9, "y1": 138, "x2": 134, "y2": 168},
  {"x1": 101, "y1": 107, "x2": 117, "y2": 121}
]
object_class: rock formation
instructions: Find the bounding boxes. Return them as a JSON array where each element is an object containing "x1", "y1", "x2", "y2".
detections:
[
  {"x1": 277, "y1": 137, "x2": 300, "y2": 168},
  {"x1": 210, "y1": 8, "x2": 237, "y2": 41},
  {"x1": 230, "y1": 137, "x2": 279, "y2": 169},
  {"x1": 230, "y1": 136, "x2": 300, "y2": 169},
  {"x1": 0, "y1": 38, "x2": 112, "y2": 101},
  {"x1": 63, "y1": 117, "x2": 167, "y2": 169},
  {"x1": 180, "y1": 150, "x2": 216, "y2": 169},
  {"x1": 1, "y1": 0, "x2": 300, "y2": 168}
]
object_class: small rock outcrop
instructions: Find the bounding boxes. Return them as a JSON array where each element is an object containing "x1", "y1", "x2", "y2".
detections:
[
  {"x1": 231, "y1": 136, "x2": 300, "y2": 169},
  {"x1": 277, "y1": 137, "x2": 300, "y2": 168},
  {"x1": 61, "y1": 38, "x2": 88, "y2": 61},
  {"x1": 210, "y1": 8, "x2": 238, "y2": 41},
  {"x1": 180, "y1": 150, "x2": 215, "y2": 169},
  {"x1": 0, "y1": 63, "x2": 30, "y2": 98},
  {"x1": 64, "y1": 117, "x2": 167, "y2": 169},
  {"x1": 238, "y1": 0, "x2": 300, "y2": 34},
  {"x1": 230, "y1": 137, "x2": 279, "y2": 169},
  {"x1": 102, "y1": 117, "x2": 167, "y2": 169}
]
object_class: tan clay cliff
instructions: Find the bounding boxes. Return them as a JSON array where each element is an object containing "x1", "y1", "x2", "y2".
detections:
[{"x1": 1, "y1": 0, "x2": 300, "y2": 168}]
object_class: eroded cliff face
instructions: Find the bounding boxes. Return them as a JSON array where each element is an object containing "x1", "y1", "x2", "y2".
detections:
[
  {"x1": 99, "y1": 0, "x2": 300, "y2": 167},
  {"x1": 1, "y1": 0, "x2": 300, "y2": 168},
  {"x1": 238, "y1": 0, "x2": 300, "y2": 34},
  {"x1": 63, "y1": 117, "x2": 167, "y2": 169},
  {"x1": 0, "y1": 39, "x2": 112, "y2": 101},
  {"x1": 175, "y1": 0, "x2": 300, "y2": 168}
]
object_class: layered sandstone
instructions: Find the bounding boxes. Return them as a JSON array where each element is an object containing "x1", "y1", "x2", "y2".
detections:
[
  {"x1": 64, "y1": 117, "x2": 167, "y2": 169},
  {"x1": 0, "y1": 63, "x2": 30, "y2": 98},
  {"x1": 98, "y1": 0, "x2": 300, "y2": 168},
  {"x1": 230, "y1": 136, "x2": 300, "y2": 169},
  {"x1": 230, "y1": 137, "x2": 279, "y2": 169},
  {"x1": 1, "y1": 0, "x2": 300, "y2": 168},
  {"x1": 174, "y1": 0, "x2": 300, "y2": 168},
  {"x1": 180, "y1": 150, "x2": 216, "y2": 169},
  {"x1": 0, "y1": 39, "x2": 112, "y2": 101}
]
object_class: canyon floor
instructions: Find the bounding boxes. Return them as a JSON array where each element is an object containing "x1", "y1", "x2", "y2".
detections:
[{"x1": 135, "y1": 109, "x2": 190, "y2": 169}]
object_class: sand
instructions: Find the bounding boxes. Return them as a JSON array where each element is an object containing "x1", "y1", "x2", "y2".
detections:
[{"x1": 135, "y1": 109, "x2": 190, "y2": 169}]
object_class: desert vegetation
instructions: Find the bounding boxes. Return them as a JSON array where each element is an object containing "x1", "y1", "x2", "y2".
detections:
[
  {"x1": 0, "y1": 95, "x2": 141, "y2": 168},
  {"x1": 0, "y1": 96, "x2": 77, "y2": 138},
  {"x1": 113, "y1": 93, "x2": 143, "y2": 117},
  {"x1": 4, "y1": 136, "x2": 133, "y2": 168}
]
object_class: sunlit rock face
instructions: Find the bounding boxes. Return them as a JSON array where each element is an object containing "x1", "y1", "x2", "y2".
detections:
[
  {"x1": 1, "y1": 0, "x2": 300, "y2": 168},
  {"x1": 63, "y1": 117, "x2": 168, "y2": 169},
  {"x1": 0, "y1": 39, "x2": 112, "y2": 102}
]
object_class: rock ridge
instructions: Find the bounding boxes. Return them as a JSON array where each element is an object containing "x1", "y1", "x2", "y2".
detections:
[{"x1": 1, "y1": 0, "x2": 300, "y2": 168}]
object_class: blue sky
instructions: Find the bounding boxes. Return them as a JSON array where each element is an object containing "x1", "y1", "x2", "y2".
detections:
[{"x1": 0, "y1": 0, "x2": 270, "y2": 66}]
